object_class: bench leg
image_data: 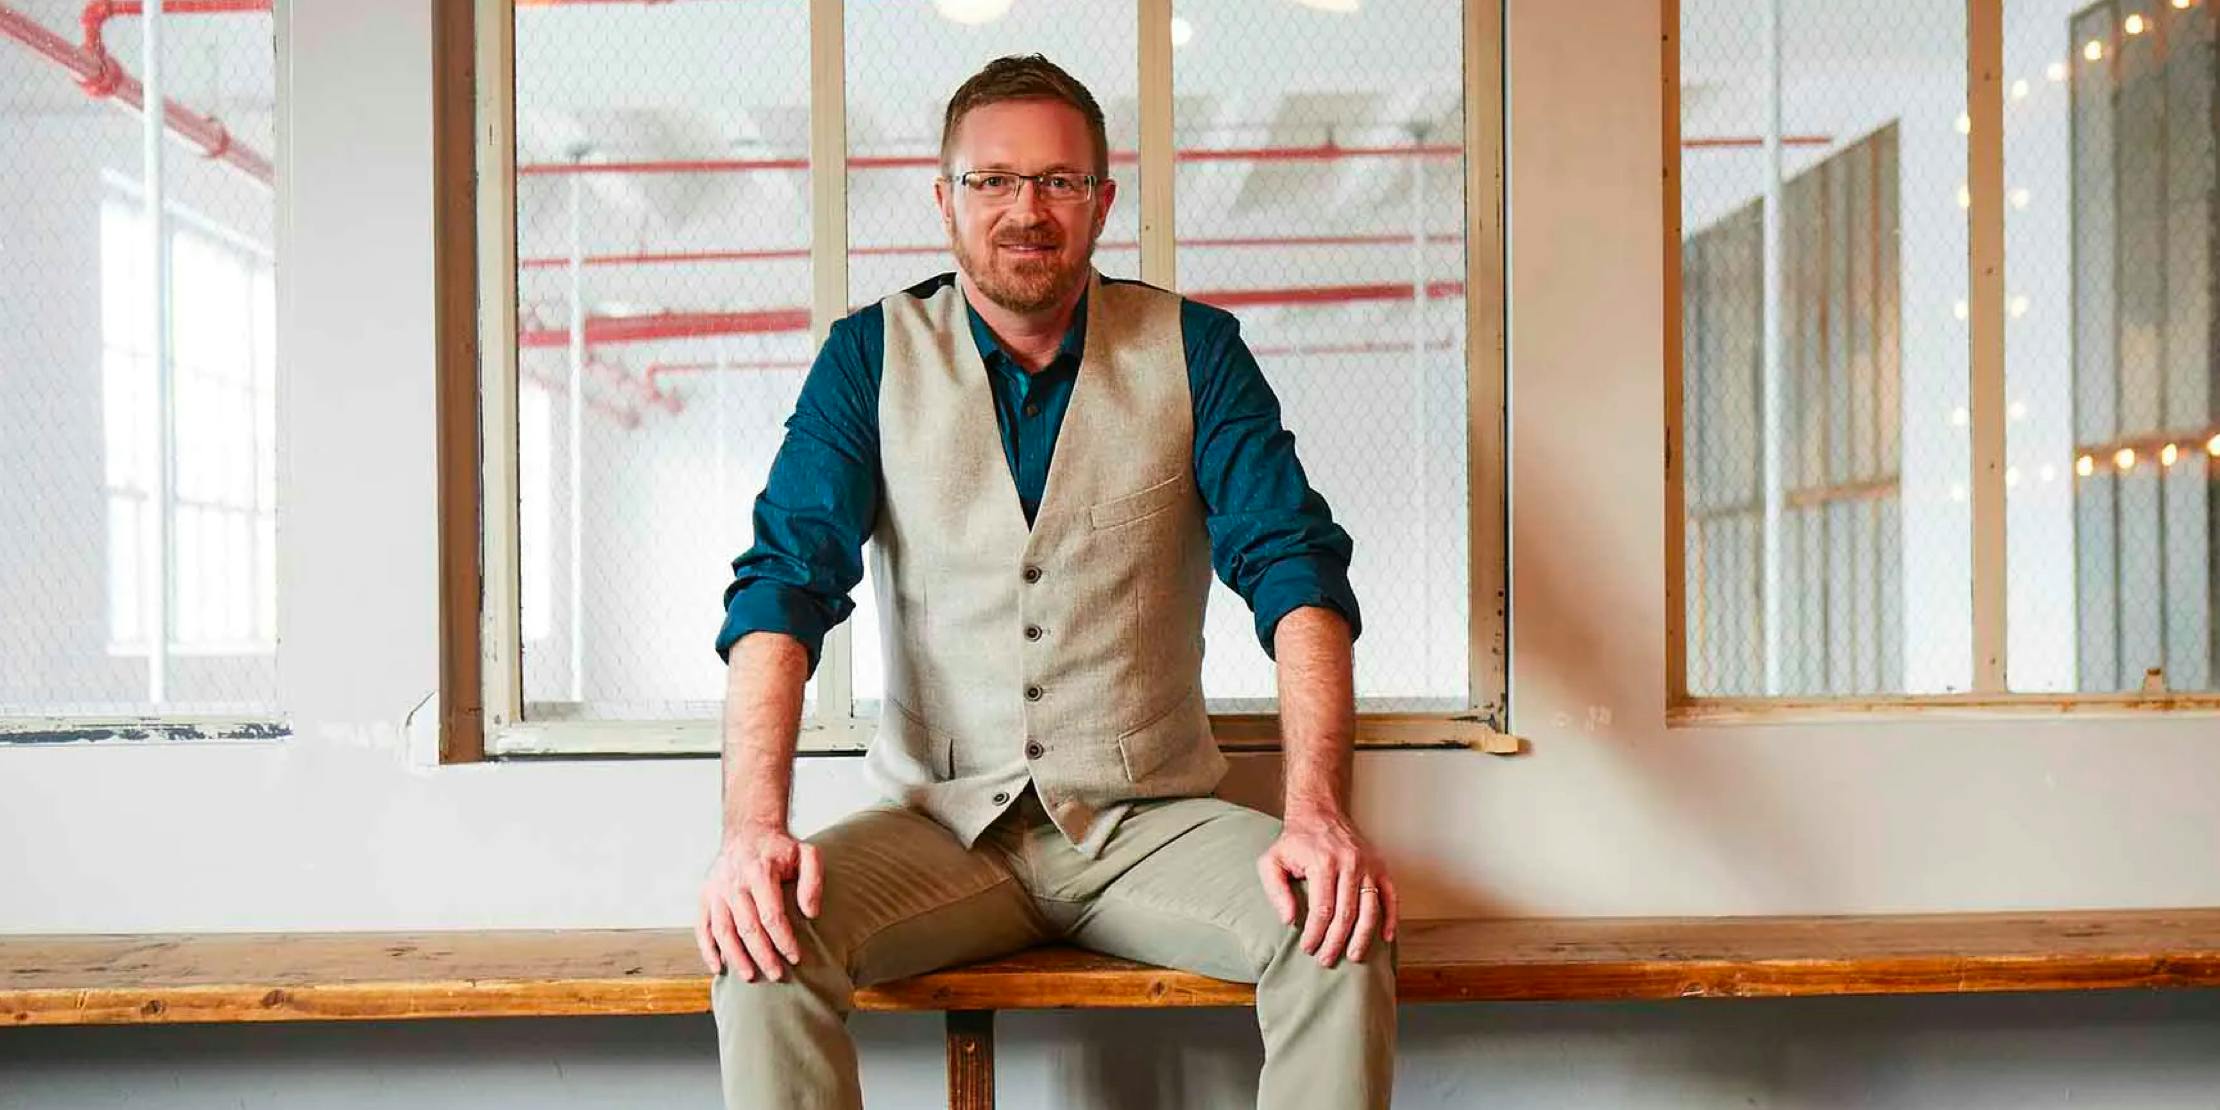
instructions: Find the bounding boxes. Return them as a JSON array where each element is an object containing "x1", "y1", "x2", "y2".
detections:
[{"x1": 945, "y1": 1009, "x2": 995, "y2": 1110}]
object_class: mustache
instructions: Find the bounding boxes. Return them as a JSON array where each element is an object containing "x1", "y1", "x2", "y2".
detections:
[{"x1": 993, "y1": 229, "x2": 1062, "y2": 248}]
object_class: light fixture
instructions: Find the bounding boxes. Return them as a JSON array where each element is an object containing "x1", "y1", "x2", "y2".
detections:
[
  {"x1": 1955, "y1": 112, "x2": 1972, "y2": 135},
  {"x1": 2162, "y1": 442, "x2": 2180, "y2": 467},
  {"x1": 2126, "y1": 13, "x2": 2147, "y2": 33},
  {"x1": 2208, "y1": 432, "x2": 2220, "y2": 457},
  {"x1": 2115, "y1": 447, "x2": 2137, "y2": 470},
  {"x1": 1956, "y1": 183, "x2": 1972, "y2": 208},
  {"x1": 2012, "y1": 79, "x2": 2030, "y2": 99},
  {"x1": 2006, "y1": 466, "x2": 2022, "y2": 488},
  {"x1": 2040, "y1": 464, "x2": 2059, "y2": 483},
  {"x1": 1170, "y1": 14, "x2": 1194, "y2": 46},
  {"x1": 2076, "y1": 454, "x2": 2096, "y2": 477},
  {"x1": 2086, "y1": 39, "x2": 2106, "y2": 61},
  {"x1": 933, "y1": 0, "x2": 1012, "y2": 25},
  {"x1": 1954, "y1": 299, "x2": 1970, "y2": 321},
  {"x1": 1950, "y1": 483, "x2": 1969, "y2": 503},
  {"x1": 2174, "y1": 0, "x2": 2195, "y2": 9},
  {"x1": 2009, "y1": 399, "x2": 2028, "y2": 421},
  {"x1": 2010, "y1": 294, "x2": 2031, "y2": 318},
  {"x1": 2047, "y1": 61, "x2": 2069, "y2": 81},
  {"x1": 2011, "y1": 187, "x2": 2032, "y2": 209},
  {"x1": 1951, "y1": 405, "x2": 1970, "y2": 427}
]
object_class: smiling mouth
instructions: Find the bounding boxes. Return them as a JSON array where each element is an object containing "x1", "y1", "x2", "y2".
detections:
[{"x1": 998, "y1": 242, "x2": 1058, "y2": 254}]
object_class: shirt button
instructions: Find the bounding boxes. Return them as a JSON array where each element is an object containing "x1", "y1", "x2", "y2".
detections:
[
  {"x1": 992, "y1": 791, "x2": 1010, "y2": 806},
  {"x1": 1025, "y1": 741, "x2": 1045, "y2": 759},
  {"x1": 1022, "y1": 565, "x2": 1043, "y2": 583},
  {"x1": 1023, "y1": 402, "x2": 1040, "y2": 417},
  {"x1": 1024, "y1": 685, "x2": 1043, "y2": 702},
  {"x1": 1024, "y1": 624, "x2": 1043, "y2": 641}
]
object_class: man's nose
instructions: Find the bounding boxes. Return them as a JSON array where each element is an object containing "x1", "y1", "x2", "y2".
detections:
[{"x1": 1009, "y1": 178, "x2": 1050, "y2": 214}]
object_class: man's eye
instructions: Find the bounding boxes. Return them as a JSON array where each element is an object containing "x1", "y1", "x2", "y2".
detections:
[
  {"x1": 1041, "y1": 175, "x2": 1079, "y2": 193},
  {"x1": 973, "y1": 174, "x2": 1014, "y2": 190}
]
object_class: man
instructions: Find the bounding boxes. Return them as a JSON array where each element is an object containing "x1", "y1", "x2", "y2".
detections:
[{"x1": 696, "y1": 54, "x2": 1397, "y2": 1108}]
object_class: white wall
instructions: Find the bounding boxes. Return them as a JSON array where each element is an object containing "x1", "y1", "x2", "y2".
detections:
[{"x1": 7, "y1": 0, "x2": 2220, "y2": 1106}]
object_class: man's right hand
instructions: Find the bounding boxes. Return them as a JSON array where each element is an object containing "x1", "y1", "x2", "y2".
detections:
[{"x1": 694, "y1": 823, "x2": 825, "y2": 981}]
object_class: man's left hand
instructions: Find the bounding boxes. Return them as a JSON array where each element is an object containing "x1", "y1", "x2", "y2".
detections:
[{"x1": 1257, "y1": 810, "x2": 1398, "y2": 968}]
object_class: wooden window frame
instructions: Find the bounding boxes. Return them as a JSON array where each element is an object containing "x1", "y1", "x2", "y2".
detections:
[
  {"x1": 436, "y1": 0, "x2": 1512, "y2": 761},
  {"x1": 1661, "y1": 0, "x2": 2220, "y2": 723}
]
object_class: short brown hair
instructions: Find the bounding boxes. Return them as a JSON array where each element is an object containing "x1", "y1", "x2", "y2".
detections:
[{"x1": 939, "y1": 54, "x2": 1109, "y2": 177}]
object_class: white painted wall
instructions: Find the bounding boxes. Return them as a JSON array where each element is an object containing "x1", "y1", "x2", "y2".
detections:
[{"x1": 6, "y1": 0, "x2": 2220, "y2": 1106}]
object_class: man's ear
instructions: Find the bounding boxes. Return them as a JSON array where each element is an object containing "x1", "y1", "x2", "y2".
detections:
[{"x1": 1092, "y1": 177, "x2": 1117, "y2": 238}]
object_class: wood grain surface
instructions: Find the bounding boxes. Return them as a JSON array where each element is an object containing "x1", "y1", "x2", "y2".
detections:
[{"x1": 9, "y1": 909, "x2": 2220, "y2": 1026}]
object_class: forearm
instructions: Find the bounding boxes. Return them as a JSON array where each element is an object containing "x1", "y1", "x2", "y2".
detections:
[
  {"x1": 1272, "y1": 605, "x2": 1356, "y2": 822},
  {"x1": 720, "y1": 630, "x2": 811, "y2": 838}
]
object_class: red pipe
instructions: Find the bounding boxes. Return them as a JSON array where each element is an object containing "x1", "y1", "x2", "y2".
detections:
[
  {"x1": 521, "y1": 136, "x2": 1825, "y2": 178},
  {"x1": 0, "y1": 2, "x2": 275, "y2": 186},
  {"x1": 524, "y1": 280, "x2": 1466, "y2": 348},
  {"x1": 520, "y1": 231, "x2": 1467, "y2": 270},
  {"x1": 521, "y1": 142, "x2": 1468, "y2": 178}
]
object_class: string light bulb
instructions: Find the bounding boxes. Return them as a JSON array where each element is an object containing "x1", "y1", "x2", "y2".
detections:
[
  {"x1": 1951, "y1": 406, "x2": 1971, "y2": 427},
  {"x1": 2126, "y1": 13, "x2": 2147, "y2": 33},
  {"x1": 2208, "y1": 433, "x2": 2220, "y2": 457},
  {"x1": 2076, "y1": 454, "x2": 2097, "y2": 477},
  {"x1": 2086, "y1": 39, "x2": 2106, "y2": 60},
  {"x1": 2010, "y1": 294, "x2": 2031, "y2": 317},
  {"x1": 2012, "y1": 79, "x2": 2031, "y2": 99},
  {"x1": 2048, "y1": 61, "x2": 2069, "y2": 81},
  {"x1": 2011, "y1": 187, "x2": 2032, "y2": 209},
  {"x1": 2161, "y1": 442, "x2": 2180, "y2": 467},
  {"x1": 2174, "y1": 0, "x2": 2195, "y2": 9},
  {"x1": 1955, "y1": 113, "x2": 1973, "y2": 135},
  {"x1": 1954, "y1": 299, "x2": 1970, "y2": 321},
  {"x1": 2006, "y1": 466, "x2": 2023, "y2": 487},
  {"x1": 2040, "y1": 464, "x2": 2059, "y2": 483},
  {"x1": 1957, "y1": 183, "x2": 1972, "y2": 208},
  {"x1": 2115, "y1": 447, "x2": 2137, "y2": 471},
  {"x1": 1170, "y1": 14, "x2": 1194, "y2": 46}
]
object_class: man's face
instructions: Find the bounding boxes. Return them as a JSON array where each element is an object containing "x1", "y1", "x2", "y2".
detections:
[{"x1": 935, "y1": 99, "x2": 1116, "y2": 316}]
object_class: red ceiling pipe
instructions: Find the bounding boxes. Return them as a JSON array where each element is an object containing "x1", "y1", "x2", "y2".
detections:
[
  {"x1": 0, "y1": 2, "x2": 275, "y2": 186},
  {"x1": 520, "y1": 231, "x2": 1468, "y2": 270},
  {"x1": 521, "y1": 142, "x2": 1469, "y2": 178},
  {"x1": 524, "y1": 280, "x2": 1468, "y2": 347},
  {"x1": 520, "y1": 136, "x2": 1823, "y2": 178}
]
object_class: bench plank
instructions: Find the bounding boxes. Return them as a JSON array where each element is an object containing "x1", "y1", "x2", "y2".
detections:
[{"x1": 9, "y1": 909, "x2": 2220, "y2": 1027}]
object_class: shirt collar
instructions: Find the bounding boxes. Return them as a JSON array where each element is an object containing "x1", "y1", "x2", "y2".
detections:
[{"x1": 963, "y1": 280, "x2": 1090, "y2": 378}]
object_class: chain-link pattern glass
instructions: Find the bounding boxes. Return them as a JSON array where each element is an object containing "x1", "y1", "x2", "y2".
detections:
[
  {"x1": 1680, "y1": 0, "x2": 1969, "y2": 696},
  {"x1": 2007, "y1": 0, "x2": 2220, "y2": 694},
  {"x1": 2, "y1": 0, "x2": 277, "y2": 717},
  {"x1": 1168, "y1": 1, "x2": 1468, "y2": 712},
  {"x1": 513, "y1": 1, "x2": 814, "y2": 722}
]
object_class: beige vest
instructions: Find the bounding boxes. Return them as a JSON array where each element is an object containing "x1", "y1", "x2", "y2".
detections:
[{"x1": 863, "y1": 272, "x2": 1225, "y2": 857}]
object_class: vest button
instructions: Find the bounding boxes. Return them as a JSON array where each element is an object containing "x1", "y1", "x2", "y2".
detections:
[
  {"x1": 1024, "y1": 624, "x2": 1043, "y2": 641},
  {"x1": 1024, "y1": 685, "x2": 1043, "y2": 702},
  {"x1": 992, "y1": 791, "x2": 1010, "y2": 806},
  {"x1": 1026, "y1": 741, "x2": 1045, "y2": 759},
  {"x1": 1022, "y1": 565, "x2": 1043, "y2": 583},
  {"x1": 1022, "y1": 402, "x2": 1040, "y2": 417}
]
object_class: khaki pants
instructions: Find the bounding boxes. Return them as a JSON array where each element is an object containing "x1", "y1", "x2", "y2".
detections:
[{"x1": 710, "y1": 788, "x2": 1397, "y2": 1108}]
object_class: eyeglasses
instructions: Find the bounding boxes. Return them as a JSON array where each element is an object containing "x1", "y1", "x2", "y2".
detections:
[{"x1": 948, "y1": 170, "x2": 1102, "y2": 205}]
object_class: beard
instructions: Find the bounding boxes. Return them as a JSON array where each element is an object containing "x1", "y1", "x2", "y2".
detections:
[{"x1": 950, "y1": 217, "x2": 1094, "y2": 315}]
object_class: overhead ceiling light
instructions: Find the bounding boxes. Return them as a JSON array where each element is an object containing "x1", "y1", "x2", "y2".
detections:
[
  {"x1": 935, "y1": 0, "x2": 1013, "y2": 25},
  {"x1": 1290, "y1": 0, "x2": 1361, "y2": 11}
]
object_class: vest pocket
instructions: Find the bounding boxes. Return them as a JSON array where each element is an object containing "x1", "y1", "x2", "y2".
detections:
[
  {"x1": 1087, "y1": 473, "x2": 1189, "y2": 530},
  {"x1": 885, "y1": 697, "x2": 956, "y2": 781},
  {"x1": 1115, "y1": 690, "x2": 1211, "y2": 783}
]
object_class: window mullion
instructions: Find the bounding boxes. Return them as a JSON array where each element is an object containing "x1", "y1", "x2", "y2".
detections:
[
  {"x1": 1466, "y1": 0, "x2": 1509, "y2": 726},
  {"x1": 477, "y1": 0, "x2": 523, "y2": 734},
  {"x1": 1968, "y1": 0, "x2": 2009, "y2": 692},
  {"x1": 1138, "y1": 0, "x2": 1175, "y2": 291}
]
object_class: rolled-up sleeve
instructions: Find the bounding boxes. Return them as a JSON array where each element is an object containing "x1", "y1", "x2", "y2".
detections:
[
  {"x1": 1183, "y1": 302, "x2": 1362, "y2": 658},
  {"x1": 714, "y1": 312, "x2": 881, "y2": 672}
]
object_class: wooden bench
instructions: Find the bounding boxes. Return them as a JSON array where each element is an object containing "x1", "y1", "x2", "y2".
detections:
[{"x1": 10, "y1": 910, "x2": 2220, "y2": 1109}]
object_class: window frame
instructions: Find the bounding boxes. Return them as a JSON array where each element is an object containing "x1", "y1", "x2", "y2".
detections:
[
  {"x1": 1660, "y1": 0, "x2": 2220, "y2": 722},
  {"x1": 447, "y1": 0, "x2": 1511, "y2": 761}
]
